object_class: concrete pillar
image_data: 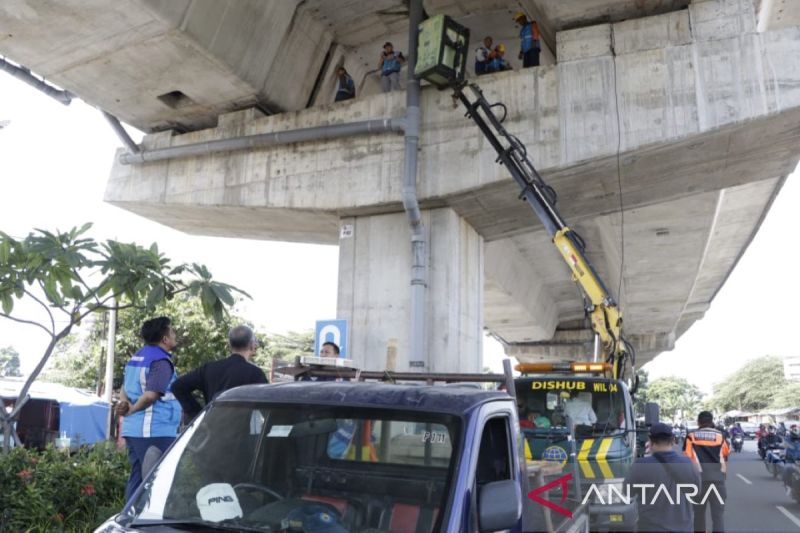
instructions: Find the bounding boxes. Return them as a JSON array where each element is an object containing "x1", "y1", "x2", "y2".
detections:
[{"x1": 337, "y1": 208, "x2": 483, "y2": 373}]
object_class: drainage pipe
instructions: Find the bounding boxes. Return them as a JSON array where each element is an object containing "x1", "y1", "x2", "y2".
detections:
[
  {"x1": 404, "y1": 0, "x2": 428, "y2": 370},
  {"x1": 0, "y1": 57, "x2": 72, "y2": 105},
  {"x1": 119, "y1": 118, "x2": 405, "y2": 165},
  {"x1": 101, "y1": 111, "x2": 140, "y2": 154}
]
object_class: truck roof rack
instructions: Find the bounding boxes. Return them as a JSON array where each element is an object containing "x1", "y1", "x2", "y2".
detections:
[{"x1": 275, "y1": 357, "x2": 517, "y2": 399}]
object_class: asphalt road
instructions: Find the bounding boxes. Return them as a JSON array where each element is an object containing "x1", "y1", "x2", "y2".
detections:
[{"x1": 720, "y1": 439, "x2": 800, "y2": 533}]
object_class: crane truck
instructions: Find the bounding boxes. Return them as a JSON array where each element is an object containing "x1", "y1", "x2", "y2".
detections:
[{"x1": 96, "y1": 15, "x2": 655, "y2": 533}]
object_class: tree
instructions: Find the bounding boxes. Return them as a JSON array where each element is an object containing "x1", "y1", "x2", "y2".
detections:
[
  {"x1": 0, "y1": 346, "x2": 21, "y2": 377},
  {"x1": 771, "y1": 381, "x2": 800, "y2": 409},
  {"x1": 0, "y1": 225, "x2": 246, "y2": 452},
  {"x1": 46, "y1": 296, "x2": 315, "y2": 391},
  {"x1": 633, "y1": 368, "x2": 650, "y2": 415},
  {"x1": 710, "y1": 355, "x2": 786, "y2": 412},
  {"x1": 646, "y1": 376, "x2": 703, "y2": 422}
]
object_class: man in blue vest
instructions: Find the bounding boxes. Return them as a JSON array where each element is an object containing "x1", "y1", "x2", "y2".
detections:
[
  {"x1": 378, "y1": 42, "x2": 405, "y2": 92},
  {"x1": 117, "y1": 316, "x2": 182, "y2": 501},
  {"x1": 514, "y1": 12, "x2": 542, "y2": 68}
]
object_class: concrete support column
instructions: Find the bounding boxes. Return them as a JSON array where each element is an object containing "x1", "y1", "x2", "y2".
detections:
[{"x1": 337, "y1": 208, "x2": 483, "y2": 373}]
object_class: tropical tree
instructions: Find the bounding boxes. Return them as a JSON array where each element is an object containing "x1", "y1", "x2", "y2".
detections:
[
  {"x1": 646, "y1": 376, "x2": 703, "y2": 422},
  {"x1": 633, "y1": 369, "x2": 650, "y2": 414},
  {"x1": 711, "y1": 355, "x2": 786, "y2": 412},
  {"x1": 46, "y1": 296, "x2": 315, "y2": 391},
  {"x1": 0, "y1": 225, "x2": 246, "y2": 452},
  {"x1": 0, "y1": 346, "x2": 21, "y2": 377},
  {"x1": 770, "y1": 381, "x2": 800, "y2": 409}
]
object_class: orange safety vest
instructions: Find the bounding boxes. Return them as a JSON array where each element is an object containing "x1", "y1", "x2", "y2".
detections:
[
  {"x1": 684, "y1": 427, "x2": 730, "y2": 477},
  {"x1": 531, "y1": 21, "x2": 541, "y2": 41}
]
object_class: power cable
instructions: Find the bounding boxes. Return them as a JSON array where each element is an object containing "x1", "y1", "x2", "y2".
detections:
[{"x1": 611, "y1": 44, "x2": 626, "y2": 307}]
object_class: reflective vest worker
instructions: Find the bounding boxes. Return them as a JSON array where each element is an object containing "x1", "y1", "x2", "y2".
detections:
[
  {"x1": 378, "y1": 42, "x2": 405, "y2": 93},
  {"x1": 475, "y1": 36, "x2": 494, "y2": 75},
  {"x1": 514, "y1": 12, "x2": 542, "y2": 68},
  {"x1": 117, "y1": 316, "x2": 182, "y2": 502},
  {"x1": 683, "y1": 411, "x2": 729, "y2": 533},
  {"x1": 487, "y1": 43, "x2": 512, "y2": 73}
]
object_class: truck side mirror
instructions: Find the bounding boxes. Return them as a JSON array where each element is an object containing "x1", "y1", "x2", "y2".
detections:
[
  {"x1": 478, "y1": 479, "x2": 522, "y2": 532},
  {"x1": 644, "y1": 402, "x2": 660, "y2": 426}
]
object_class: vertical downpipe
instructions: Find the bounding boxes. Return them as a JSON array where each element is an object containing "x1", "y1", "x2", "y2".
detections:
[{"x1": 404, "y1": 0, "x2": 427, "y2": 370}]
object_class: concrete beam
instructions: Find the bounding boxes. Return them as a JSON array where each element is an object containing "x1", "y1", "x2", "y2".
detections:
[
  {"x1": 484, "y1": 239, "x2": 559, "y2": 343},
  {"x1": 504, "y1": 329, "x2": 675, "y2": 364}
]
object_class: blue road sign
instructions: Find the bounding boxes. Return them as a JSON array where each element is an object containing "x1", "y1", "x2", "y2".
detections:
[{"x1": 314, "y1": 319, "x2": 348, "y2": 358}]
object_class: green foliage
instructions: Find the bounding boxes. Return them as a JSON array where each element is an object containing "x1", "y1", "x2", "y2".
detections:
[
  {"x1": 0, "y1": 442, "x2": 128, "y2": 532},
  {"x1": 0, "y1": 224, "x2": 246, "y2": 451},
  {"x1": 711, "y1": 355, "x2": 787, "y2": 412},
  {"x1": 633, "y1": 369, "x2": 650, "y2": 415},
  {"x1": 45, "y1": 295, "x2": 315, "y2": 392},
  {"x1": 0, "y1": 346, "x2": 21, "y2": 377},
  {"x1": 646, "y1": 376, "x2": 703, "y2": 421},
  {"x1": 253, "y1": 330, "x2": 315, "y2": 369},
  {"x1": 771, "y1": 381, "x2": 800, "y2": 409}
]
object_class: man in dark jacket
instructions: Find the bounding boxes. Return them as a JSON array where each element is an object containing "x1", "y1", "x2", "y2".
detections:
[
  {"x1": 625, "y1": 422, "x2": 700, "y2": 532},
  {"x1": 172, "y1": 325, "x2": 268, "y2": 420}
]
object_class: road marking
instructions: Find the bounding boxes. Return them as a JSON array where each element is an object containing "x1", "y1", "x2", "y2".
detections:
[
  {"x1": 736, "y1": 474, "x2": 752, "y2": 485},
  {"x1": 777, "y1": 506, "x2": 800, "y2": 529}
]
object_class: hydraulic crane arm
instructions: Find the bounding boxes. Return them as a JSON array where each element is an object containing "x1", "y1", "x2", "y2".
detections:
[{"x1": 453, "y1": 83, "x2": 634, "y2": 383}]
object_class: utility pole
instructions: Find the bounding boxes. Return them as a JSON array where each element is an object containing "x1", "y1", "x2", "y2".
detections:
[{"x1": 104, "y1": 301, "x2": 116, "y2": 439}]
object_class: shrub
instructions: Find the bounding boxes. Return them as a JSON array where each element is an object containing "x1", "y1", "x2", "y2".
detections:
[{"x1": 0, "y1": 442, "x2": 128, "y2": 532}]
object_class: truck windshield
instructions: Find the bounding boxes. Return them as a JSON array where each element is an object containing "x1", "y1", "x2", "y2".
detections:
[
  {"x1": 515, "y1": 378, "x2": 627, "y2": 437},
  {"x1": 124, "y1": 402, "x2": 460, "y2": 532}
]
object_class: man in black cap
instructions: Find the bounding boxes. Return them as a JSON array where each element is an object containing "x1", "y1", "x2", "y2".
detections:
[{"x1": 624, "y1": 422, "x2": 700, "y2": 532}]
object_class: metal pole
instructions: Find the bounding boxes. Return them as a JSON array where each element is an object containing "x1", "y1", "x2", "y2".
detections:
[
  {"x1": 104, "y1": 303, "x2": 116, "y2": 439},
  {"x1": 119, "y1": 118, "x2": 405, "y2": 165},
  {"x1": 0, "y1": 57, "x2": 72, "y2": 105},
  {"x1": 405, "y1": 0, "x2": 427, "y2": 370},
  {"x1": 593, "y1": 333, "x2": 600, "y2": 362},
  {"x1": 101, "y1": 110, "x2": 140, "y2": 154}
]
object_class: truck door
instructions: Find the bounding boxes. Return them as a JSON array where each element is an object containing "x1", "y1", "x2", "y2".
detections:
[{"x1": 463, "y1": 406, "x2": 524, "y2": 533}]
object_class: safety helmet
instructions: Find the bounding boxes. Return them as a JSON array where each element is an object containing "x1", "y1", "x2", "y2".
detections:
[
  {"x1": 496, "y1": 43, "x2": 506, "y2": 53},
  {"x1": 513, "y1": 11, "x2": 526, "y2": 21}
]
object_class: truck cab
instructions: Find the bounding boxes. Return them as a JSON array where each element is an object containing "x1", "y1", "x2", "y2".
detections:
[
  {"x1": 96, "y1": 371, "x2": 591, "y2": 533},
  {"x1": 515, "y1": 364, "x2": 637, "y2": 531}
]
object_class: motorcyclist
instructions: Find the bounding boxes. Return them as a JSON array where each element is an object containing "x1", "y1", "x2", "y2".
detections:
[
  {"x1": 759, "y1": 425, "x2": 783, "y2": 458},
  {"x1": 783, "y1": 425, "x2": 800, "y2": 496},
  {"x1": 730, "y1": 424, "x2": 744, "y2": 451}
]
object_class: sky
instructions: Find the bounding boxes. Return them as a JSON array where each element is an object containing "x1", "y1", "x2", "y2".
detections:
[{"x1": 0, "y1": 71, "x2": 798, "y2": 395}]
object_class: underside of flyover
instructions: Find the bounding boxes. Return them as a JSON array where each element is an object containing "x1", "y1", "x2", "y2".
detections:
[{"x1": 2, "y1": 0, "x2": 798, "y2": 371}]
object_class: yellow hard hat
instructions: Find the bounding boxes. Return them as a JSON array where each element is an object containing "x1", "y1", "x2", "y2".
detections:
[
  {"x1": 513, "y1": 11, "x2": 526, "y2": 21},
  {"x1": 496, "y1": 43, "x2": 506, "y2": 53}
]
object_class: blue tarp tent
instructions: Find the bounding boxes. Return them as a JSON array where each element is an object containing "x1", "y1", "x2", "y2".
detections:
[{"x1": 0, "y1": 378, "x2": 109, "y2": 445}]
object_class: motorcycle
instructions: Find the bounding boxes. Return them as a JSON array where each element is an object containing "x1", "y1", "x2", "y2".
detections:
[
  {"x1": 732, "y1": 434, "x2": 744, "y2": 453},
  {"x1": 765, "y1": 446, "x2": 785, "y2": 479},
  {"x1": 786, "y1": 461, "x2": 800, "y2": 503}
]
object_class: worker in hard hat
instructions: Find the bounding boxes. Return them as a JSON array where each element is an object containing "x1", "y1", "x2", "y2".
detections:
[
  {"x1": 487, "y1": 43, "x2": 512, "y2": 73},
  {"x1": 513, "y1": 12, "x2": 542, "y2": 68}
]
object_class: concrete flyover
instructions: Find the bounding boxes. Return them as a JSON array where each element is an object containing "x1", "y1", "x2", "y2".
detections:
[{"x1": 2, "y1": 0, "x2": 799, "y2": 372}]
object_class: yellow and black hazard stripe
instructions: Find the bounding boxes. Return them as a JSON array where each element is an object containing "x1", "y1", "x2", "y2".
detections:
[{"x1": 576, "y1": 437, "x2": 626, "y2": 479}]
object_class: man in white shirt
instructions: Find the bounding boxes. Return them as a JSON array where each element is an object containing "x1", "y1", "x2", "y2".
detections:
[{"x1": 564, "y1": 391, "x2": 597, "y2": 427}]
